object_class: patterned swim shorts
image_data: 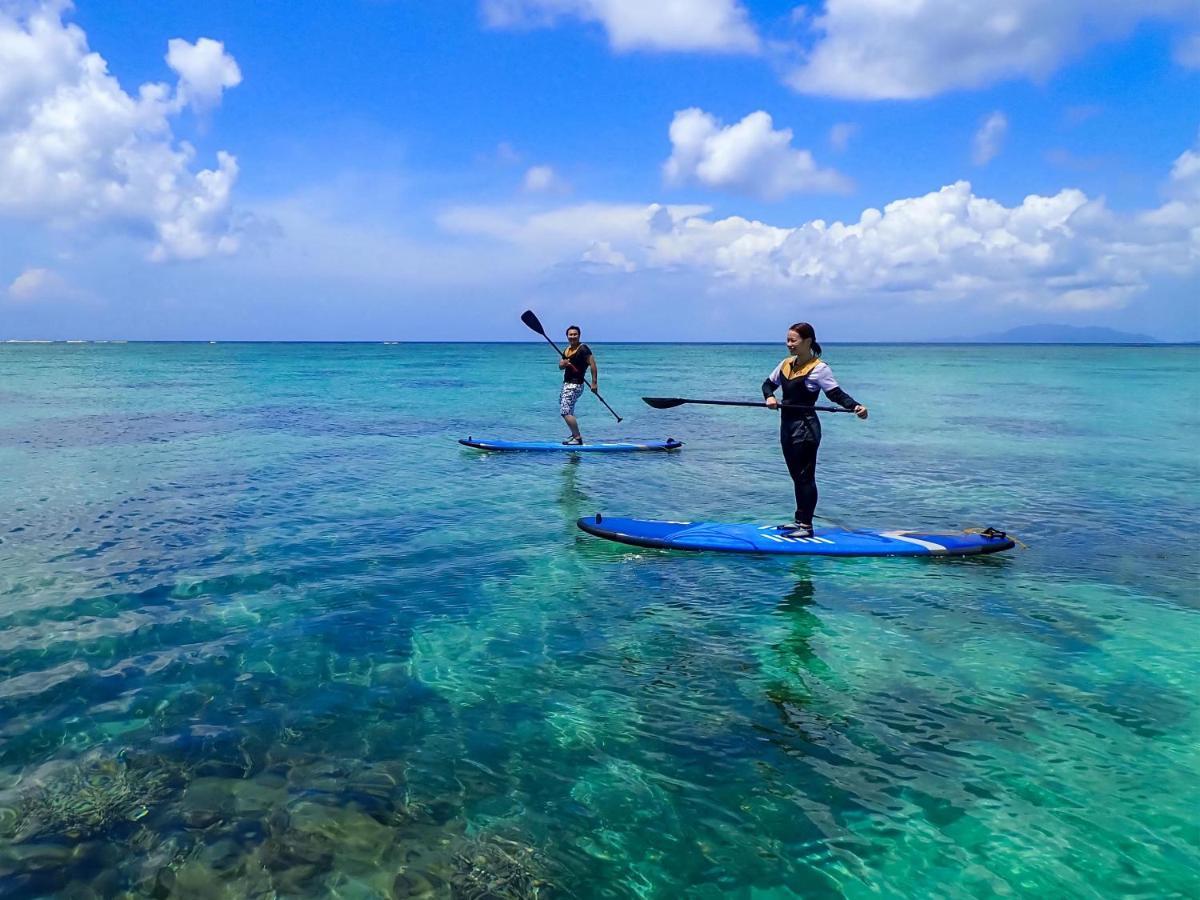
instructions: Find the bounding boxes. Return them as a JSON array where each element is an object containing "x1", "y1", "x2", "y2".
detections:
[{"x1": 559, "y1": 382, "x2": 585, "y2": 416}]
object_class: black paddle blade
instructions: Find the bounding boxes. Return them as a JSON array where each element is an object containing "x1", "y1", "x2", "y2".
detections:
[
  {"x1": 642, "y1": 397, "x2": 686, "y2": 409},
  {"x1": 520, "y1": 310, "x2": 546, "y2": 336}
]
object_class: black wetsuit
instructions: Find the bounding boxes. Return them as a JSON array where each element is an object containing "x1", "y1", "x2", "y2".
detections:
[{"x1": 762, "y1": 357, "x2": 859, "y2": 525}]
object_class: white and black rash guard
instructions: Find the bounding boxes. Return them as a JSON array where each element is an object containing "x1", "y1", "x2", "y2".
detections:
[{"x1": 762, "y1": 357, "x2": 859, "y2": 417}]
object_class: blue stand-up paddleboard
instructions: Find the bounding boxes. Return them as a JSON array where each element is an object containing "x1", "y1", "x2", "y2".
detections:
[
  {"x1": 460, "y1": 438, "x2": 683, "y2": 453},
  {"x1": 577, "y1": 515, "x2": 1014, "y2": 557}
]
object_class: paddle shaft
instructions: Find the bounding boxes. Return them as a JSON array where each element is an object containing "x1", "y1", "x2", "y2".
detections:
[
  {"x1": 522, "y1": 310, "x2": 622, "y2": 422},
  {"x1": 645, "y1": 397, "x2": 854, "y2": 413}
]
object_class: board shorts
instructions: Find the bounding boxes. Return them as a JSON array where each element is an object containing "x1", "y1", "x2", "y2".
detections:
[{"x1": 560, "y1": 382, "x2": 585, "y2": 416}]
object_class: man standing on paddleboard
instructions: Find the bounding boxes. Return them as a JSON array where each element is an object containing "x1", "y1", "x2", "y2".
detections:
[
  {"x1": 559, "y1": 325, "x2": 598, "y2": 445},
  {"x1": 762, "y1": 322, "x2": 867, "y2": 538}
]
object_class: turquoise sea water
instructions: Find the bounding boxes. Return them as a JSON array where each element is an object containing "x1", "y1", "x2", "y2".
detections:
[{"x1": 0, "y1": 342, "x2": 1197, "y2": 898}]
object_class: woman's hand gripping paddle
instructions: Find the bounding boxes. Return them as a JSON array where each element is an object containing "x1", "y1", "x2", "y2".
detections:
[{"x1": 521, "y1": 310, "x2": 622, "y2": 422}]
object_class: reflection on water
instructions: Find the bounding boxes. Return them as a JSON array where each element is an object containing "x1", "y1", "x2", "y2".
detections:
[
  {"x1": 558, "y1": 457, "x2": 587, "y2": 521},
  {"x1": 0, "y1": 342, "x2": 1197, "y2": 898}
]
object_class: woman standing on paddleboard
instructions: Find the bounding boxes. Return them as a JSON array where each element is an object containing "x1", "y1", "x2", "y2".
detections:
[
  {"x1": 762, "y1": 323, "x2": 867, "y2": 538},
  {"x1": 559, "y1": 325, "x2": 598, "y2": 445}
]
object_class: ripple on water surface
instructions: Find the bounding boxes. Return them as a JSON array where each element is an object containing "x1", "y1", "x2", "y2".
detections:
[{"x1": 0, "y1": 342, "x2": 1196, "y2": 898}]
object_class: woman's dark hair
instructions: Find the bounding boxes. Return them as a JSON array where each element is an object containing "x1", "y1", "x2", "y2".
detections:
[
  {"x1": 789, "y1": 322, "x2": 822, "y2": 356},
  {"x1": 566, "y1": 325, "x2": 581, "y2": 335}
]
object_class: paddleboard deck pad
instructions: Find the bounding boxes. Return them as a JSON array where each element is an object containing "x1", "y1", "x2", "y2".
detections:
[
  {"x1": 460, "y1": 438, "x2": 683, "y2": 452},
  {"x1": 577, "y1": 515, "x2": 1014, "y2": 557}
]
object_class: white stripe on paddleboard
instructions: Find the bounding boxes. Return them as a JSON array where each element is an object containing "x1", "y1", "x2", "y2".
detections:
[
  {"x1": 762, "y1": 534, "x2": 820, "y2": 545},
  {"x1": 756, "y1": 526, "x2": 834, "y2": 545},
  {"x1": 880, "y1": 531, "x2": 948, "y2": 554}
]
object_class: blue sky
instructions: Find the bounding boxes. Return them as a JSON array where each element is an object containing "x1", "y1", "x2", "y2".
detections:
[{"x1": 1, "y1": 0, "x2": 1198, "y2": 340}]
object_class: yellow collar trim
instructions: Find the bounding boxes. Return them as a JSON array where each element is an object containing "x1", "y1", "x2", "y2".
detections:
[{"x1": 781, "y1": 355, "x2": 823, "y2": 380}]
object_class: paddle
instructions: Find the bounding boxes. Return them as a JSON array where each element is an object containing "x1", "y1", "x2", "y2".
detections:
[
  {"x1": 521, "y1": 310, "x2": 622, "y2": 422},
  {"x1": 643, "y1": 397, "x2": 854, "y2": 413}
]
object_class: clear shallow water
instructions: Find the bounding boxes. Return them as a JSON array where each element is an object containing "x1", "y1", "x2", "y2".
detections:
[{"x1": 0, "y1": 342, "x2": 1197, "y2": 898}]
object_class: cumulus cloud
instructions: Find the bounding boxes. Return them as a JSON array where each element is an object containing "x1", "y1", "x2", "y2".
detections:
[
  {"x1": 523, "y1": 164, "x2": 569, "y2": 193},
  {"x1": 664, "y1": 108, "x2": 850, "y2": 199},
  {"x1": 786, "y1": 0, "x2": 1198, "y2": 99},
  {"x1": 481, "y1": 0, "x2": 759, "y2": 53},
  {"x1": 6, "y1": 266, "x2": 64, "y2": 302},
  {"x1": 1134, "y1": 136, "x2": 1200, "y2": 264},
  {"x1": 972, "y1": 111, "x2": 1008, "y2": 165},
  {"x1": 0, "y1": 2, "x2": 242, "y2": 261},
  {"x1": 581, "y1": 240, "x2": 635, "y2": 272},
  {"x1": 1168, "y1": 142, "x2": 1200, "y2": 199},
  {"x1": 442, "y1": 132, "x2": 1200, "y2": 311},
  {"x1": 166, "y1": 36, "x2": 242, "y2": 113}
]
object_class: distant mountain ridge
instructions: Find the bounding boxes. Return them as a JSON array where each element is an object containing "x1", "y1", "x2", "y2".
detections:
[{"x1": 952, "y1": 324, "x2": 1162, "y2": 344}]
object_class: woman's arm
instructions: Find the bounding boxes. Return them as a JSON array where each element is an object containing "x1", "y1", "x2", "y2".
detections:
[
  {"x1": 762, "y1": 362, "x2": 783, "y2": 407},
  {"x1": 814, "y1": 364, "x2": 868, "y2": 418}
]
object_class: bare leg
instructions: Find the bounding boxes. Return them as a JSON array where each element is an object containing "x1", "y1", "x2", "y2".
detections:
[{"x1": 562, "y1": 413, "x2": 582, "y2": 441}]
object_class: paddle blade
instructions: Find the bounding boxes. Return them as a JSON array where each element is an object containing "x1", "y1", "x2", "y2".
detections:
[
  {"x1": 642, "y1": 397, "x2": 686, "y2": 409},
  {"x1": 520, "y1": 310, "x2": 547, "y2": 336}
]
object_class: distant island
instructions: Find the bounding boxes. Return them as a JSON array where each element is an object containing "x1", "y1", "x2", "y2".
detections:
[{"x1": 950, "y1": 324, "x2": 1162, "y2": 344}]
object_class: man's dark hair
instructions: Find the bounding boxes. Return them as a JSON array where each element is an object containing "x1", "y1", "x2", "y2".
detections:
[{"x1": 566, "y1": 325, "x2": 581, "y2": 335}]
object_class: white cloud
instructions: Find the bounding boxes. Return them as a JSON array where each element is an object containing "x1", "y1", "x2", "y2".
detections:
[
  {"x1": 523, "y1": 164, "x2": 569, "y2": 193},
  {"x1": 581, "y1": 240, "x2": 635, "y2": 272},
  {"x1": 1175, "y1": 33, "x2": 1200, "y2": 68},
  {"x1": 786, "y1": 0, "x2": 1198, "y2": 99},
  {"x1": 0, "y1": 2, "x2": 242, "y2": 261},
  {"x1": 664, "y1": 108, "x2": 850, "y2": 199},
  {"x1": 6, "y1": 266, "x2": 63, "y2": 302},
  {"x1": 972, "y1": 111, "x2": 1008, "y2": 165},
  {"x1": 481, "y1": 0, "x2": 759, "y2": 53},
  {"x1": 1147, "y1": 131, "x2": 1200, "y2": 232},
  {"x1": 166, "y1": 37, "x2": 241, "y2": 113},
  {"x1": 828, "y1": 122, "x2": 858, "y2": 151},
  {"x1": 440, "y1": 201, "x2": 711, "y2": 270},
  {"x1": 1168, "y1": 141, "x2": 1200, "y2": 200},
  {"x1": 441, "y1": 132, "x2": 1200, "y2": 311}
]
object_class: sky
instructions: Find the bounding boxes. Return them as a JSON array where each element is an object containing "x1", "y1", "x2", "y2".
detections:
[{"x1": 0, "y1": 0, "x2": 1198, "y2": 341}]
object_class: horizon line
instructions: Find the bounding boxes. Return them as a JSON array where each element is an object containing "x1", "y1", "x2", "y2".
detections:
[{"x1": 2, "y1": 339, "x2": 1193, "y2": 347}]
